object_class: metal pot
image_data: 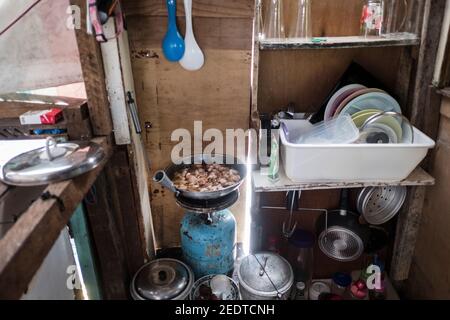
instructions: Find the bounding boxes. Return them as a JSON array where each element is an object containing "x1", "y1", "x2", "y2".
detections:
[
  {"x1": 153, "y1": 154, "x2": 247, "y2": 200},
  {"x1": 237, "y1": 252, "x2": 294, "y2": 300},
  {"x1": 130, "y1": 258, "x2": 194, "y2": 300}
]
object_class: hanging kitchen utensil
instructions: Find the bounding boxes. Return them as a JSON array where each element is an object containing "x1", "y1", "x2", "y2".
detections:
[
  {"x1": 316, "y1": 189, "x2": 370, "y2": 262},
  {"x1": 1, "y1": 137, "x2": 106, "y2": 186},
  {"x1": 179, "y1": 0, "x2": 204, "y2": 71},
  {"x1": 162, "y1": 0, "x2": 185, "y2": 62},
  {"x1": 357, "y1": 186, "x2": 407, "y2": 225}
]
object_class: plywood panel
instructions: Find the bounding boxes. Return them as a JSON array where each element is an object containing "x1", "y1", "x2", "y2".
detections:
[
  {"x1": 131, "y1": 49, "x2": 251, "y2": 248},
  {"x1": 127, "y1": 15, "x2": 253, "y2": 51},
  {"x1": 123, "y1": 0, "x2": 254, "y2": 18},
  {"x1": 257, "y1": 47, "x2": 402, "y2": 114}
]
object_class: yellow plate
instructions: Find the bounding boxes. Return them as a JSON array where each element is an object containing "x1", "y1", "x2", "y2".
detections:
[{"x1": 352, "y1": 111, "x2": 403, "y2": 141}]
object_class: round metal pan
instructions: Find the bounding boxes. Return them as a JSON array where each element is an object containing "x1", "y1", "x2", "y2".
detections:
[{"x1": 153, "y1": 154, "x2": 247, "y2": 200}]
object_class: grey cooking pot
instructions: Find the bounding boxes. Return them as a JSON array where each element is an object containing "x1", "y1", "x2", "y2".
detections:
[
  {"x1": 130, "y1": 258, "x2": 194, "y2": 300},
  {"x1": 238, "y1": 252, "x2": 294, "y2": 300},
  {"x1": 153, "y1": 154, "x2": 247, "y2": 200}
]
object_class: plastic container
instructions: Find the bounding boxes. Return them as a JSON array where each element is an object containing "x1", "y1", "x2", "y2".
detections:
[
  {"x1": 280, "y1": 119, "x2": 435, "y2": 182},
  {"x1": 293, "y1": 115, "x2": 359, "y2": 145},
  {"x1": 309, "y1": 281, "x2": 331, "y2": 300}
]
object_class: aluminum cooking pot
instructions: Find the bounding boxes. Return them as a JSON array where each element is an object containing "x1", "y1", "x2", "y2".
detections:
[
  {"x1": 130, "y1": 258, "x2": 194, "y2": 300},
  {"x1": 153, "y1": 154, "x2": 247, "y2": 200},
  {"x1": 238, "y1": 252, "x2": 294, "y2": 300}
]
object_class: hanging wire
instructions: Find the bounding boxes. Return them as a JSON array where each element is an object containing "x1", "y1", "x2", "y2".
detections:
[{"x1": 0, "y1": 0, "x2": 42, "y2": 37}]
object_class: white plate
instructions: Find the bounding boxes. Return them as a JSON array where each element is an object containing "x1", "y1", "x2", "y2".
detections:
[
  {"x1": 339, "y1": 92, "x2": 401, "y2": 117},
  {"x1": 324, "y1": 84, "x2": 367, "y2": 121}
]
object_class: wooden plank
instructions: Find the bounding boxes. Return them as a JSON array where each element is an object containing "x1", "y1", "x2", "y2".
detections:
[
  {"x1": 259, "y1": 35, "x2": 420, "y2": 50},
  {"x1": 253, "y1": 165, "x2": 435, "y2": 193},
  {"x1": 432, "y1": 0, "x2": 450, "y2": 87},
  {"x1": 122, "y1": 0, "x2": 254, "y2": 18},
  {"x1": 127, "y1": 16, "x2": 253, "y2": 51},
  {"x1": 409, "y1": 0, "x2": 447, "y2": 138},
  {"x1": 70, "y1": 0, "x2": 113, "y2": 136},
  {"x1": 83, "y1": 165, "x2": 130, "y2": 300},
  {"x1": 390, "y1": 186, "x2": 427, "y2": 281},
  {"x1": 108, "y1": 147, "x2": 148, "y2": 274},
  {"x1": 0, "y1": 137, "x2": 111, "y2": 299},
  {"x1": 100, "y1": 20, "x2": 131, "y2": 145},
  {"x1": 117, "y1": 27, "x2": 156, "y2": 258}
]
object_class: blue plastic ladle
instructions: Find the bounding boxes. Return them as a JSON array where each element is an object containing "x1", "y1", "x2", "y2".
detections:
[{"x1": 162, "y1": 0, "x2": 185, "y2": 62}]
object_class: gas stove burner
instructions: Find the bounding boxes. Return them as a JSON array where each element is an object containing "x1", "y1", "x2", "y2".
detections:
[{"x1": 176, "y1": 190, "x2": 239, "y2": 213}]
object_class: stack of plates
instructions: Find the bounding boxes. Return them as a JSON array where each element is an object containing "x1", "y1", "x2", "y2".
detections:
[
  {"x1": 357, "y1": 186, "x2": 407, "y2": 225},
  {"x1": 324, "y1": 84, "x2": 408, "y2": 144}
]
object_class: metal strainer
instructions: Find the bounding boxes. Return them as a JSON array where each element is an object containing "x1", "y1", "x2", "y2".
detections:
[{"x1": 357, "y1": 186, "x2": 407, "y2": 225}]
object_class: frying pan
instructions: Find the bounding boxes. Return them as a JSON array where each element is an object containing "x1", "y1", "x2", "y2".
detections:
[
  {"x1": 153, "y1": 154, "x2": 247, "y2": 200},
  {"x1": 316, "y1": 189, "x2": 370, "y2": 262}
]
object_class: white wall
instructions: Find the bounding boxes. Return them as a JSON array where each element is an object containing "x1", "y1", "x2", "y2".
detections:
[
  {"x1": 21, "y1": 228, "x2": 77, "y2": 300},
  {"x1": 0, "y1": 0, "x2": 83, "y2": 94}
]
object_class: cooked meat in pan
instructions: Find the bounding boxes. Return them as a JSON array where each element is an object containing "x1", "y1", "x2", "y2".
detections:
[{"x1": 172, "y1": 163, "x2": 241, "y2": 192}]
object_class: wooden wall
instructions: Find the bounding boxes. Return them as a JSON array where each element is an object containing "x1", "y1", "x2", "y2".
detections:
[
  {"x1": 405, "y1": 95, "x2": 450, "y2": 299},
  {"x1": 122, "y1": 0, "x2": 254, "y2": 248}
]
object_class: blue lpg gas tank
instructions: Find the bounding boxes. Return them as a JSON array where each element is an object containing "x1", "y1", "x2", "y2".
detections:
[{"x1": 180, "y1": 210, "x2": 236, "y2": 279}]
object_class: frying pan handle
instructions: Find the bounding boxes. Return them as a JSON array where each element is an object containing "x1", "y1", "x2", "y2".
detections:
[
  {"x1": 339, "y1": 189, "x2": 350, "y2": 213},
  {"x1": 153, "y1": 170, "x2": 180, "y2": 196}
]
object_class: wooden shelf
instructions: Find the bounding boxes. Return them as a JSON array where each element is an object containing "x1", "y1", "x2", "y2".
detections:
[
  {"x1": 253, "y1": 164, "x2": 435, "y2": 193},
  {"x1": 259, "y1": 35, "x2": 420, "y2": 50},
  {"x1": 0, "y1": 137, "x2": 111, "y2": 299}
]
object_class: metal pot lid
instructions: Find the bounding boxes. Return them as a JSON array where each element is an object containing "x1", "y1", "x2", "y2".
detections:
[
  {"x1": 133, "y1": 259, "x2": 193, "y2": 300},
  {"x1": 1, "y1": 137, "x2": 106, "y2": 186},
  {"x1": 238, "y1": 252, "x2": 293, "y2": 297}
]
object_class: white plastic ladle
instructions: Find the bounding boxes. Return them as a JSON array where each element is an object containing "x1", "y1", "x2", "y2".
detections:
[{"x1": 179, "y1": 0, "x2": 204, "y2": 71}]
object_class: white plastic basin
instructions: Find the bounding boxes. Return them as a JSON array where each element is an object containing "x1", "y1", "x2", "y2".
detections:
[{"x1": 280, "y1": 120, "x2": 435, "y2": 182}]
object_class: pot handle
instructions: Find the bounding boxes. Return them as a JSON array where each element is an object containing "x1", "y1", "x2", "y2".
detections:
[
  {"x1": 339, "y1": 189, "x2": 350, "y2": 214},
  {"x1": 153, "y1": 170, "x2": 180, "y2": 196}
]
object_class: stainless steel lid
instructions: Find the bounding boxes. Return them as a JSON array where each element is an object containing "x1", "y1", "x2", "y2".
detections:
[
  {"x1": 132, "y1": 259, "x2": 194, "y2": 300},
  {"x1": 1, "y1": 137, "x2": 106, "y2": 186},
  {"x1": 238, "y1": 252, "x2": 294, "y2": 297}
]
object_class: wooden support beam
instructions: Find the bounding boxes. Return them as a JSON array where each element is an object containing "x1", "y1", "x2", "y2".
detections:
[
  {"x1": 0, "y1": 137, "x2": 111, "y2": 299},
  {"x1": 409, "y1": 0, "x2": 447, "y2": 140},
  {"x1": 83, "y1": 166, "x2": 130, "y2": 300},
  {"x1": 390, "y1": 186, "x2": 427, "y2": 281},
  {"x1": 70, "y1": 0, "x2": 113, "y2": 136}
]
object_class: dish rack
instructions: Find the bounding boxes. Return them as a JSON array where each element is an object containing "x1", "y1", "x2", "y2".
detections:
[{"x1": 280, "y1": 120, "x2": 435, "y2": 182}]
